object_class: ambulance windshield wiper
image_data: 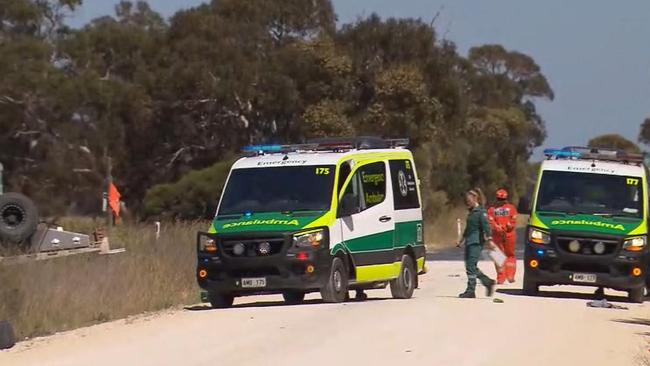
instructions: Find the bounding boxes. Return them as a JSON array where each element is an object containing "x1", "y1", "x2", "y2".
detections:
[
  {"x1": 281, "y1": 209, "x2": 324, "y2": 215},
  {"x1": 593, "y1": 212, "x2": 638, "y2": 219},
  {"x1": 536, "y1": 210, "x2": 567, "y2": 216},
  {"x1": 216, "y1": 214, "x2": 243, "y2": 220}
]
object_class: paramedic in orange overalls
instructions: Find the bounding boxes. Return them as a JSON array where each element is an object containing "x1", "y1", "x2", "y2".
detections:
[{"x1": 488, "y1": 189, "x2": 518, "y2": 284}]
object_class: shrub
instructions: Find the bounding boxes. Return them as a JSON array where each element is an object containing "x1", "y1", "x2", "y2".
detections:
[{"x1": 143, "y1": 159, "x2": 236, "y2": 220}]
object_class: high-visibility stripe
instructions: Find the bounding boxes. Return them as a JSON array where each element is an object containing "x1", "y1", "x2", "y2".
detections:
[
  {"x1": 417, "y1": 257, "x2": 425, "y2": 272},
  {"x1": 356, "y1": 262, "x2": 401, "y2": 282}
]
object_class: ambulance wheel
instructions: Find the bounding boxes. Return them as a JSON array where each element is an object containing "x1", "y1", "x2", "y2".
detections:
[
  {"x1": 628, "y1": 287, "x2": 644, "y2": 304},
  {"x1": 282, "y1": 291, "x2": 306, "y2": 305},
  {"x1": 523, "y1": 274, "x2": 538, "y2": 296},
  {"x1": 208, "y1": 291, "x2": 234, "y2": 309},
  {"x1": 390, "y1": 255, "x2": 416, "y2": 299},
  {"x1": 321, "y1": 257, "x2": 348, "y2": 303}
]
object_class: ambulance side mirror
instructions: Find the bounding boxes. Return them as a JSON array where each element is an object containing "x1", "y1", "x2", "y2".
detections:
[
  {"x1": 518, "y1": 195, "x2": 531, "y2": 215},
  {"x1": 338, "y1": 193, "x2": 358, "y2": 218}
]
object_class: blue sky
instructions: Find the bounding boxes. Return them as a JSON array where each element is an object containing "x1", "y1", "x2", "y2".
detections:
[{"x1": 68, "y1": 0, "x2": 650, "y2": 154}]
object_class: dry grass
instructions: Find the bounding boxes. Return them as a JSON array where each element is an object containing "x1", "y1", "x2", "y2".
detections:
[
  {"x1": 425, "y1": 206, "x2": 469, "y2": 249},
  {"x1": 0, "y1": 221, "x2": 204, "y2": 340}
]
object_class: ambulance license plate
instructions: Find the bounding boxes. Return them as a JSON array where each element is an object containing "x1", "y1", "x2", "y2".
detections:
[
  {"x1": 573, "y1": 273, "x2": 597, "y2": 283},
  {"x1": 242, "y1": 277, "x2": 267, "y2": 288}
]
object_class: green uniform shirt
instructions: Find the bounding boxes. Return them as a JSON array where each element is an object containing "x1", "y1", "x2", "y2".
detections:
[{"x1": 463, "y1": 205, "x2": 492, "y2": 246}]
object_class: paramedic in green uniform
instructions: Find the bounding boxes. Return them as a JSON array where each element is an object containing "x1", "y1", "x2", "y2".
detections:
[{"x1": 457, "y1": 188, "x2": 496, "y2": 298}]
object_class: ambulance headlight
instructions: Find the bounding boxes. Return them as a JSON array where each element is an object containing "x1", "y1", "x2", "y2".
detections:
[
  {"x1": 198, "y1": 234, "x2": 218, "y2": 254},
  {"x1": 529, "y1": 228, "x2": 550, "y2": 245},
  {"x1": 623, "y1": 236, "x2": 646, "y2": 252},
  {"x1": 293, "y1": 229, "x2": 327, "y2": 248}
]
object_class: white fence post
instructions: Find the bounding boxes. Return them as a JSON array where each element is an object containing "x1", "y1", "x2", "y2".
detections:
[{"x1": 155, "y1": 221, "x2": 161, "y2": 240}]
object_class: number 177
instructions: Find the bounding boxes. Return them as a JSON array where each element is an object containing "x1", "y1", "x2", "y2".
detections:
[{"x1": 626, "y1": 178, "x2": 639, "y2": 186}]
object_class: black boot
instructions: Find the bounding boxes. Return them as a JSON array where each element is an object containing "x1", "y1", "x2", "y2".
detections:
[
  {"x1": 594, "y1": 287, "x2": 605, "y2": 300},
  {"x1": 458, "y1": 291, "x2": 476, "y2": 298},
  {"x1": 355, "y1": 290, "x2": 368, "y2": 301},
  {"x1": 485, "y1": 279, "x2": 496, "y2": 297}
]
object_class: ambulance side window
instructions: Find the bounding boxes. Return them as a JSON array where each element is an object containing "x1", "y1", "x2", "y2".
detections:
[
  {"x1": 389, "y1": 160, "x2": 420, "y2": 210},
  {"x1": 358, "y1": 162, "x2": 386, "y2": 210},
  {"x1": 340, "y1": 162, "x2": 386, "y2": 214}
]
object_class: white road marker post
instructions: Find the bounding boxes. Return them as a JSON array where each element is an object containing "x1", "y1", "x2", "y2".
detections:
[{"x1": 155, "y1": 221, "x2": 161, "y2": 240}]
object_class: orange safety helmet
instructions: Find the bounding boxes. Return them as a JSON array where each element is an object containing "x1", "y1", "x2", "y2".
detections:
[{"x1": 496, "y1": 189, "x2": 509, "y2": 200}]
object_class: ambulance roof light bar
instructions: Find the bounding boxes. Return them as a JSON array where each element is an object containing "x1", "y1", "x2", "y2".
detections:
[
  {"x1": 241, "y1": 144, "x2": 318, "y2": 154},
  {"x1": 242, "y1": 137, "x2": 410, "y2": 155},
  {"x1": 544, "y1": 146, "x2": 644, "y2": 165}
]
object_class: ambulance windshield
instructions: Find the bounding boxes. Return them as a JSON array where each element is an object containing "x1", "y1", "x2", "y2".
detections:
[
  {"x1": 535, "y1": 171, "x2": 644, "y2": 218},
  {"x1": 218, "y1": 165, "x2": 335, "y2": 215}
]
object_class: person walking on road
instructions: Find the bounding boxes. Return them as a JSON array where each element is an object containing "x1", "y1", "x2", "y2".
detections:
[
  {"x1": 457, "y1": 188, "x2": 496, "y2": 298},
  {"x1": 487, "y1": 189, "x2": 518, "y2": 284}
]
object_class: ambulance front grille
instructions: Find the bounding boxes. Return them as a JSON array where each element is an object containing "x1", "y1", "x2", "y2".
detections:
[
  {"x1": 556, "y1": 236, "x2": 619, "y2": 256},
  {"x1": 221, "y1": 238, "x2": 285, "y2": 257}
]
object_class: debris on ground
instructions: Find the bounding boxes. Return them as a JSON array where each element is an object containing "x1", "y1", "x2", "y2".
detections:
[
  {"x1": 493, "y1": 298, "x2": 504, "y2": 304},
  {"x1": 586, "y1": 299, "x2": 628, "y2": 310}
]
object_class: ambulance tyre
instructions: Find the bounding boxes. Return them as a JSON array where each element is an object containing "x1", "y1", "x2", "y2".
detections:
[
  {"x1": 523, "y1": 273, "x2": 538, "y2": 296},
  {"x1": 628, "y1": 287, "x2": 644, "y2": 304},
  {"x1": 282, "y1": 291, "x2": 306, "y2": 305},
  {"x1": 390, "y1": 255, "x2": 416, "y2": 299},
  {"x1": 208, "y1": 291, "x2": 234, "y2": 309},
  {"x1": 321, "y1": 257, "x2": 348, "y2": 303}
]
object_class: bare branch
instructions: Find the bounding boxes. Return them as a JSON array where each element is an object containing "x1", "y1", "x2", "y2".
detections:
[
  {"x1": 167, "y1": 147, "x2": 187, "y2": 167},
  {"x1": 429, "y1": 5, "x2": 444, "y2": 28},
  {"x1": 13, "y1": 131, "x2": 40, "y2": 138},
  {"x1": 0, "y1": 96, "x2": 25, "y2": 105}
]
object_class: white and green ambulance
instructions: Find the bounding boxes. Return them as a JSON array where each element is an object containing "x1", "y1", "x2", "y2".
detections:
[
  {"x1": 196, "y1": 137, "x2": 426, "y2": 308},
  {"x1": 523, "y1": 146, "x2": 648, "y2": 302}
]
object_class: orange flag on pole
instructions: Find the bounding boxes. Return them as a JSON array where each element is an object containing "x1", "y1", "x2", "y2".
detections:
[{"x1": 108, "y1": 183, "x2": 121, "y2": 218}]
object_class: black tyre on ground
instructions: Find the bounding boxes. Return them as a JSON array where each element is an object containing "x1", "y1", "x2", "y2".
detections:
[
  {"x1": 628, "y1": 287, "x2": 644, "y2": 304},
  {"x1": 320, "y1": 257, "x2": 348, "y2": 303},
  {"x1": 0, "y1": 320, "x2": 16, "y2": 350},
  {"x1": 390, "y1": 255, "x2": 417, "y2": 299},
  {"x1": 522, "y1": 273, "x2": 539, "y2": 296},
  {"x1": 0, "y1": 193, "x2": 39, "y2": 243},
  {"x1": 207, "y1": 291, "x2": 235, "y2": 309},
  {"x1": 282, "y1": 291, "x2": 306, "y2": 305}
]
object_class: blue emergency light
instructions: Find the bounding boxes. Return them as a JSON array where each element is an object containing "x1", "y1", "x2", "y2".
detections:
[
  {"x1": 543, "y1": 148, "x2": 581, "y2": 159},
  {"x1": 242, "y1": 144, "x2": 284, "y2": 153}
]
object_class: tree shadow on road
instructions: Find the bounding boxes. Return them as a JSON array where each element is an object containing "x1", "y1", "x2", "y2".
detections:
[
  {"x1": 612, "y1": 318, "x2": 650, "y2": 336},
  {"x1": 497, "y1": 288, "x2": 630, "y2": 303}
]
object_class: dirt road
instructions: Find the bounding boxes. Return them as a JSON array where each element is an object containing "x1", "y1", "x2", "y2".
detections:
[{"x1": 2, "y1": 256, "x2": 648, "y2": 366}]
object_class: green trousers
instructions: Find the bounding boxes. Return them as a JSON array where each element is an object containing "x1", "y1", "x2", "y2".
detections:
[{"x1": 464, "y1": 243, "x2": 492, "y2": 293}]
